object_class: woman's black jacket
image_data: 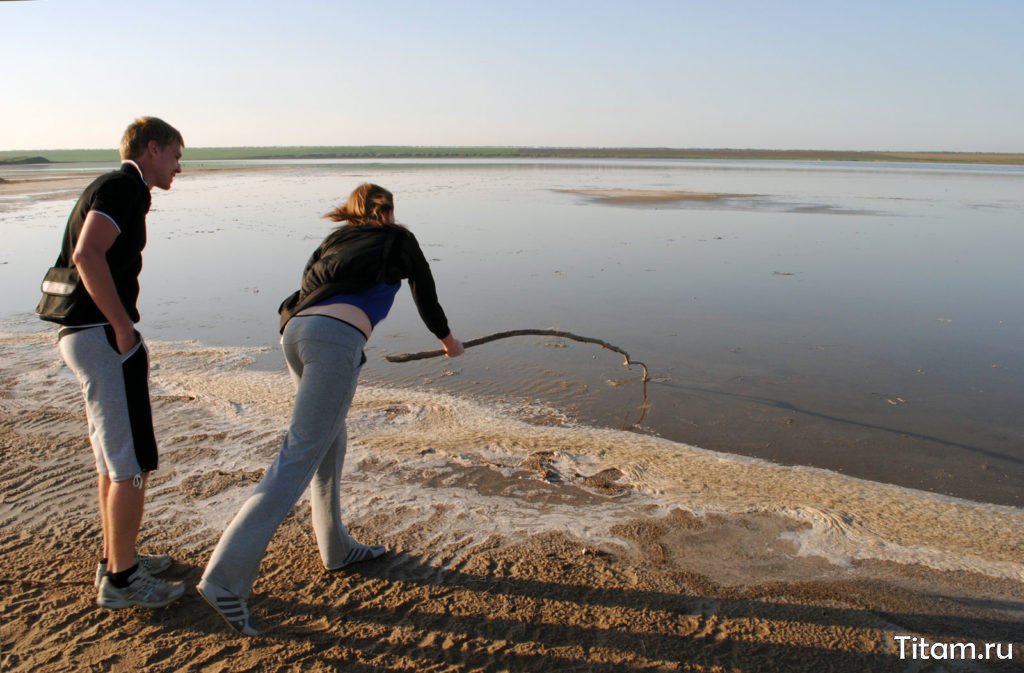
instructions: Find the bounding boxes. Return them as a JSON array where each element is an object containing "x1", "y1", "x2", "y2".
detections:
[{"x1": 278, "y1": 223, "x2": 450, "y2": 338}]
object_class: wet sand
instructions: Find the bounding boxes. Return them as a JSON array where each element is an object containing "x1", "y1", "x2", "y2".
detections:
[
  {"x1": 0, "y1": 174, "x2": 98, "y2": 203},
  {"x1": 1, "y1": 328, "x2": 1021, "y2": 672},
  {"x1": 0, "y1": 164, "x2": 285, "y2": 210}
]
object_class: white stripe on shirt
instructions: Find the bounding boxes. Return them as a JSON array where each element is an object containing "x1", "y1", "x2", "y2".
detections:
[
  {"x1": 121, "y1": 159, "x2": 147, "y2": 186},
  {"x1": 89, "y1": 210, "x2": 121, "y2": 233}
]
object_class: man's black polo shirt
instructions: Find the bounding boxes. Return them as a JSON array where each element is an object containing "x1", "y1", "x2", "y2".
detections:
[{"x1": 56, "y1": 162, "x2": 152, "y2": 325}]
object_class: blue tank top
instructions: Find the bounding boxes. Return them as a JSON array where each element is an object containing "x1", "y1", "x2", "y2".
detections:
[{"x1": 312, "y1": 281, "x2": 401, "y2": 327}]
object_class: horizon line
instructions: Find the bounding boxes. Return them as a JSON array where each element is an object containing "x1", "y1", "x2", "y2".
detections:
[
  {"x1": 3, "y1": 146, "x2": 1023, "y2": 167},
  {"x1": 2, "y1": 144, "x2": 1023, "y2": 155}
]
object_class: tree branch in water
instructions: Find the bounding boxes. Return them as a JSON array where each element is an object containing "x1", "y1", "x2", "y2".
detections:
[{"x1": 384, "y1": 329, "x2": 650, "y2": 429}]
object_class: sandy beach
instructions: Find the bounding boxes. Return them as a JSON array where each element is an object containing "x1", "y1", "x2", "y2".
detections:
[{"x1": 2, "y1": 324, "x2": 1022, "y2": 673}]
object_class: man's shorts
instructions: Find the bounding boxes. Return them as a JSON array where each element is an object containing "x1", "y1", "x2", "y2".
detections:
[{"x1": 58, "y1": 325, "x2": 158, "y2": 481}]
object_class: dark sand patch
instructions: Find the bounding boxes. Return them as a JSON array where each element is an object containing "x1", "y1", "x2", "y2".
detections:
[{"x1": 557, "y1": 188, "x2": 760, "y2": 203}]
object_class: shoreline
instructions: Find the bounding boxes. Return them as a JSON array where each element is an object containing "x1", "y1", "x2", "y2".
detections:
[
  {"x1": 0, "y1": 165, "x2": 290, "y2": 207},
  {"x1": 1, "y1": 328, "x2": 1022, "y2": 671}
]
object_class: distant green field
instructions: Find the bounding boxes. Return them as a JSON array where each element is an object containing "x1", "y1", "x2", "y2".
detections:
[{"x1": 2, "y1": 146, "x2": 1022, "y2": 165}]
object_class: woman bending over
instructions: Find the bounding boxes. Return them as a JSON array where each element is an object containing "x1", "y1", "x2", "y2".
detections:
[{"x1": 198, "y1": 183, "x2": 463, "y2": 635}]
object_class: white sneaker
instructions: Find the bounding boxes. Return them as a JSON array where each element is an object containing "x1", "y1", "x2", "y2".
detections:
[
  {"x1": 95, "y1": 553, "x2": 174, "y2": 587},
  {"x1": 96, "y1": 566, "x2": 186, "y2": 609},
  {"x1": 197, "y1": 579, "x2": 260, "y2": 636}
]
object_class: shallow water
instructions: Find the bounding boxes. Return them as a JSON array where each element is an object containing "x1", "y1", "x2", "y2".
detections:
[{"x1": 2, "y1": 158, "x2": 1022, "y2": 505}]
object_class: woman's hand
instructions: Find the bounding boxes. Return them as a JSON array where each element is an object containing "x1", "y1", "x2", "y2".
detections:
[{"x1": 441, "y1": 333, "x2": 464, "y2": 358}]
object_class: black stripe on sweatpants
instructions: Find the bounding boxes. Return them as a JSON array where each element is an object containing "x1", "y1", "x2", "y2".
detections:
[{"x1": 121, "y1": 340, "x2": 158, "y2": 472}]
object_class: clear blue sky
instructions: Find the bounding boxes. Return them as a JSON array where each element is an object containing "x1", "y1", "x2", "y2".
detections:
[{"x1": 2, "y1": 0, "x2": 1022, "y2": 152}]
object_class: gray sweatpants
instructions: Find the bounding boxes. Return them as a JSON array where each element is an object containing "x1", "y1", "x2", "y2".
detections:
[{"x1": 202, "y1": 315, "x2": 367, "y2": 598}]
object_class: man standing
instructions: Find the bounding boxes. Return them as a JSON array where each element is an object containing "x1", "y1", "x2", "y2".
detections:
[{"x1": 45, "y1": 117, "x2": 185, "y2": 609}]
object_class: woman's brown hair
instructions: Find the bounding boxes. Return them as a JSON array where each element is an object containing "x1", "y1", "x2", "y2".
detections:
[{"x1": 323, "y1": 183, "x2": 394, "y2": 226}]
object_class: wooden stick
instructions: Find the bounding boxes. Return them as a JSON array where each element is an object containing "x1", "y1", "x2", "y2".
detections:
[{"x1": 383, "y1": 329, "x2": 650, "y2": 429}]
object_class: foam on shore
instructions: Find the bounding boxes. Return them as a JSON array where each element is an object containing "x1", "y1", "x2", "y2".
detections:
[{"x1": 2, "y1": 328, "x2": 1021, "y2": 582}]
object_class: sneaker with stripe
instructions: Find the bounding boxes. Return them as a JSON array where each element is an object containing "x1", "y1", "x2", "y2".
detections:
[
  {"x1": 196, "y1": 579, "x2": 260, "y2": 636},
  {"x1": 328, "y1": 542, "x2": 387, "y2": 571},
  {"x1": 96, "y1": 566, "x2": 186, "y2": 609}
]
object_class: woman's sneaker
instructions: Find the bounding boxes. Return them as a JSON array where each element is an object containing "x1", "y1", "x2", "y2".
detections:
[
  {"x1": 95, "y1": 553, "x2": 174, "y2": 587},
  {"x1": 196, "y1": 579, "x2": 260, "y2": 636},
  {"x1": 96, "y1": 566, "x2": 186, "y2": 609}
]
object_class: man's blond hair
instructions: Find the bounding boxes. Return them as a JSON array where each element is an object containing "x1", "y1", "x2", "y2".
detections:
[{"x1": 119, "y1": 117, "x2": 184, "y2": 160}]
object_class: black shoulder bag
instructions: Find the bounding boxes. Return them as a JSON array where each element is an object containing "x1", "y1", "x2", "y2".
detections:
[{"x1": 35, "y1": 259, "x2": 82, "y2": 323}]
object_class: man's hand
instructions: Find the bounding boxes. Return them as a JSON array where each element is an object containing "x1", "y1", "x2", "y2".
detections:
[{"x1": 114, "y1": 326, "x2": 139, "y2": 354}]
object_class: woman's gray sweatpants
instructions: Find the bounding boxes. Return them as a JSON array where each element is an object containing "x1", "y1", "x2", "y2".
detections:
[{"x1": 202, "y1": 315, "x2": 367, "y2": 598}]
